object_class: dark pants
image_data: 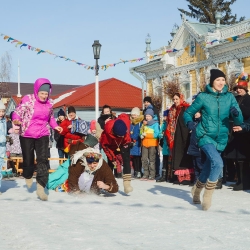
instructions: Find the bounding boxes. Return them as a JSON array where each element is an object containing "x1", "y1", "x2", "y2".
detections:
[
  {"x1": 162, "y1": 155, "x2": 169, "y2": 171},
  {"x1": 20, "y1": 136, "x2": 49, "y2": 188},
  {"x1": 108, "y1": 144, "x2": 131, "y2": 175},
  {"x1": 155, "y1": 147, "x2": 160, "y2": 176},
  {"x1": 58, "y1": 148, "x2": 68, "y2": 159},
  {"x1": 141, "y1": 146, "x2": 156, "y2": 178},
  {"x1": 192, "y1": 155, "x2": 202, "y2": 182},
  {"x1": 132, "y1": 155, "x2": 142, "y2": 173}
]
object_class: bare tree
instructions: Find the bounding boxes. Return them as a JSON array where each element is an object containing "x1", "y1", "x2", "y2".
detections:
[
  {"x1": 0, "y1": 51, "x2": 12, "y2": 98},
  {"x1": 227, "y1": 73, "x2": 237, "y2": 92},
  {"x1": 151, "y1": 93, "x2": 163, "y2": 112},
  {"x1": 163, "y1": 76, "x2": 182, "y2": 99}
]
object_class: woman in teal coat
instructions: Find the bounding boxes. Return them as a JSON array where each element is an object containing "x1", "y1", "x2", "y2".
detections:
[{"x1": 184, "y1": 69, "x2": 243, "y2": 211}]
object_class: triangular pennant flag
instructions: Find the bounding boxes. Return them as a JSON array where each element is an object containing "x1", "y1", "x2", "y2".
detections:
[
  {"x1": 20, "y1": 43, "x2": 27, "y2": 49},
  {"x1": 7, "y1": 37, "x2": 14, "y2": 42}
]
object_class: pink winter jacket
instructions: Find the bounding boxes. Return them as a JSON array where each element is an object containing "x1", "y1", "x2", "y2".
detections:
[{"x1": 12, "y1": 78, "x2": 58, "y2": 138}]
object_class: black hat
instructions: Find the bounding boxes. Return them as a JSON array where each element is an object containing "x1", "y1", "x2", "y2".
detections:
[
  {"x1": 84, "y1": 134, "x2": 99, "y2": 148},
  {"x1": 210, "y1": 69, "x2": 226, "y2": 86},
  {"x1": 143, "y1": 96, "x2": 152, "y2": 103},
  {"x1": 68, "y1": 106, "x2": 76, "y2": 114},
  {"x1": 57, "y1": 109, "x2": 65, "y2": 117}
]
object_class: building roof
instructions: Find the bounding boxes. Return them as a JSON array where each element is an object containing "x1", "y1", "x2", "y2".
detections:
[
  {"x1": 185, "y1": 22, "x2": 227, "y2": 37},
  {"x1": 52, "y1": 78, "x2": 142, "y2": 110},
  {"x1": 8, "y1": 82, "x2": 81, "y2": 97},
  {"x1": 11, "y1": 96, "x2": 22, "y2": 106}
]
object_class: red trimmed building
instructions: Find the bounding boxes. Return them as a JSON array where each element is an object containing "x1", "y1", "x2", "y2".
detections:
[{"x1": 52, "y1": 78, "x2": 142, "y2": 121}]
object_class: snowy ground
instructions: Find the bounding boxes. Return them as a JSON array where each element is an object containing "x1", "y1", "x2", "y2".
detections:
[{"x1": 1, "y1": 148, "x2": 250, "y2": 250}]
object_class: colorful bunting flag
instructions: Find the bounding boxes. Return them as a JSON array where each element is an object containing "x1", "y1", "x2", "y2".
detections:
[{"x1": 1, "y1": 31, "x2": 249, "y2": 71}]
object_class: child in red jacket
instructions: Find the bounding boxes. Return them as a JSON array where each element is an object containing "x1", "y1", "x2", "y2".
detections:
[{"x1": 100, "y1": 113, "x2": 133, "y2": 194}]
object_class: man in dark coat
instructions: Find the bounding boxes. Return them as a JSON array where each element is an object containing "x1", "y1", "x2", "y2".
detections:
[{"x1": 224, "y1": 73, "x2": 250, "y2": 191}]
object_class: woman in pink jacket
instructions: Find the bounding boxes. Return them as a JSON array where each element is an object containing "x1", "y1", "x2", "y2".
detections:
[{"x1": 12, "y1": 78, "x2": 62, "y2": 201}]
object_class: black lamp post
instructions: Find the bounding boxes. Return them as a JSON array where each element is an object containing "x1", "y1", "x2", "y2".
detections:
[{"x1": 92, "y1": 40, "x2": 102, "y2": 120}]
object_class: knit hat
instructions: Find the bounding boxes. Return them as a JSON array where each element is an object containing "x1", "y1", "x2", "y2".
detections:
[
  {"x1": 209, "y1": 69, "x2": 226, "y2": 86},
  {"x1": 145, "y1": 109, "x2": 154, "y2": 117},
  {"x1": 163, "y1": 110, "x2": 169, "y2": 117},
  {"x1": 90, "y1": 120, "x2": 96, "y2": 131},
  {"x1": 131, "y1": 107, "x2": 140, "y2": 116},
  {"x1": 113, "y1": 119, "x2": 127, "y2": 136},
  {"x1": 68, "y1": 106, "x2": 76, "y2": 114},
  {"x1": 0, "y1": 100, "x2": 6, "y2": 110},
  {"x1": 233, "y1": 72, "x2": 250, "y2": 92},
  {"x1": 84, "y1": 134, "x2": 99, "y2": 148},
  {"x1": 143, "y1": 96, "x2": 152, "y2": 103},
  {"x1": 39, "y1": 83, "x2": 50, "y2": 93},
  {"x1": 57, "y1": 109, "x2": 65, "y2": 117}
]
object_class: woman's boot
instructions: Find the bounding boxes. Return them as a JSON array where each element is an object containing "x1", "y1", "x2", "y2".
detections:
[
  {"x1": 25, "y1": 178, "x2": 33, "y2": 189},
  {"x1": 191, "y1": 180, "x2": 205, "y2": 204},
  {"x1": 202, "y1": 180, "x2": 217, "y2": 210},
  {"x1": 156, "y1": 170, "x2": 166, "y2": 182},
  {"x1": 123, "y1": 174, "x2": 133, "y2": 194},
  {"x1": 36, "y1": 182, "x2": 48, "y2": 201},
  {"x1": 233, "y1": 163, "x2": 243, "y2": 191}
]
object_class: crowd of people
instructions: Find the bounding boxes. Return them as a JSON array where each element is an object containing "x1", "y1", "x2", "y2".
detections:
[{"x1": 0, "y1": 69, "x2": 250, "y2": 211}]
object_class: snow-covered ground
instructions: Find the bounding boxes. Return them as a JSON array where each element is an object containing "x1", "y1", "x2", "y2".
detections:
[{"x1": 1, "y1": 147, "x2": 250, "y2": 250}]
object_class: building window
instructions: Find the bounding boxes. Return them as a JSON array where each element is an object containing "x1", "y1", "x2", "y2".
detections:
[{"x1": 181, "y1": 82, "x2": 190, "y2": 100}]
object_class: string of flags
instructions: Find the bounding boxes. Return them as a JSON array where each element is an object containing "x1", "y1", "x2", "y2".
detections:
[
  {"x1": 0, "y1": 33, "x2": 180, "y2": 71},
  {"x1": 1, "y1": 31, "x2": 250, "y2": 70},
  {"x1": 204, "y1": 32, "x2": 250, "y2": 46}
]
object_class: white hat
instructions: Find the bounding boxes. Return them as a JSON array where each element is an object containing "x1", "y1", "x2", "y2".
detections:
[
  {"x1": 0, "y1": 100, "x2": 6, "y2": 110},
  {"x1": 131, "y1": 107, "x2": 140, "y2": 116}
]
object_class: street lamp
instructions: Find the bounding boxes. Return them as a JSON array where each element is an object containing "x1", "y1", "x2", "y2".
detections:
[{"x1": 92, "y1": 40, "x2": 102, "y2": 120}]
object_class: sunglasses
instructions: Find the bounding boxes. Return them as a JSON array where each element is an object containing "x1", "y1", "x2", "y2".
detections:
[{"x1": 86, "y1": 156, "x2": 100, "y2": 164}]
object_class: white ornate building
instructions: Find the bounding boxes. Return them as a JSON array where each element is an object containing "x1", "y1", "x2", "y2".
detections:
[{"x1": 130, "y1": 14, "x2": 250, "y2": 111}]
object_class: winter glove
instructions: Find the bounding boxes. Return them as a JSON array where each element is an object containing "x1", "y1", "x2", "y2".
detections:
[
  {"x1": 187, "y1": 121, "x2": 196, "y2": 131},
  {"x1": 140, "y1": 133, "x2": 146, "y2": 139},
  {"x1": 230, "y1": 107, "x2": 239, "y2": 117}
]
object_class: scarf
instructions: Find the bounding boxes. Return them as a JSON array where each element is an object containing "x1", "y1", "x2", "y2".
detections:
[
  {"x1": 147, "y1": 119, "x2": 158, "y2": 126},
  {"x1": 130, "y1": 115, "x2": 144, "y2": 125},
  {"x1": 166, "y1": 100, "x2": 189, "y2": 151}
]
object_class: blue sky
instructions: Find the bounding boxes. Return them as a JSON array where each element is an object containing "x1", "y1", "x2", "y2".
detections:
[{"x1": 0, "y1": 0, "x2": 249, "y2": 90}]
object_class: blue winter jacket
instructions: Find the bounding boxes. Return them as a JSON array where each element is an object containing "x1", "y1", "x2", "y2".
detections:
[
  {"x1": 184, "y1": 85, "x2": 243, "y2": 152},
  {"x1": 130, "y1": 121, "x2": 142, "y2": 156},
  {"x1": 187, "y1": 117, "x2": 201, "y2": 157}
]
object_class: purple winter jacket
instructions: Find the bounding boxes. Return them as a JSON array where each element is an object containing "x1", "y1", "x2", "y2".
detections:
[{"x1": 12, "y1": 78, "x2": 58, "y2": 138}]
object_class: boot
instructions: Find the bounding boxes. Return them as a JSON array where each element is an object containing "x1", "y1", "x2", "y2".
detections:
[
  {"x1": 233, "y1": 163, "x2": 243, "y2": 191},
  {"x1": 25, "y1": 178, "x2": 33, "y2": 189},
  {"x1": 36, "y1": 182, "x2": 48, "y2": 201},
  {"x1": 156, "y1": 170, "x2": 166, "y2": 182},
  {"x1": 215, "y1": 178, "x2": 223, "y2": 189},
  {"x1": 123, "y1": 174, "x2": 133, "y2": 194},
  {"x1": 191, "y1": 180, "x2": 205, "y2": 204},
  {"x1": 202, "y1": 180, "x2": 217, "y2": 211}
]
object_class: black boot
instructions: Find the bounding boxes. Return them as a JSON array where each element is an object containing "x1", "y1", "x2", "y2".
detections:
[
  {"x1": 233, "y1": 163, "x2": 243, "y2": 191},
  {"x1": 156, "y1": 170, "x2": 166, "y2": 182},
  {"x1": 215, "y1": 178, "x2": 223, "y2": 189}
]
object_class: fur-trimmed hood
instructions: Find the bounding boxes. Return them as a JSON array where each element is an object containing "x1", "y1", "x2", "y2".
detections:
[{"x1": 71, "y1": 148, "x2": 103, "y2": 174}]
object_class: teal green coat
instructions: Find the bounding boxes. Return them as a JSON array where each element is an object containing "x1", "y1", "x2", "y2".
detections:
[
  {"x1": 183, "y1": 85, "x2": 243, "y2": 152},
  {"x1": 159, "y1": 121, "x2": 170, "y2": 155},
  {"x1": 46, "y1": 159, "x2": 70, "y2": 190}
]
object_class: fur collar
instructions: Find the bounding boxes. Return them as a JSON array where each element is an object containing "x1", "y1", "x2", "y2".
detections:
[
  {"x1": 71, "y1": 148, "x2": 103, "y2": 174},
  {"x1": 130, "y1": 115, "x2": 144, "y2": 125}
]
